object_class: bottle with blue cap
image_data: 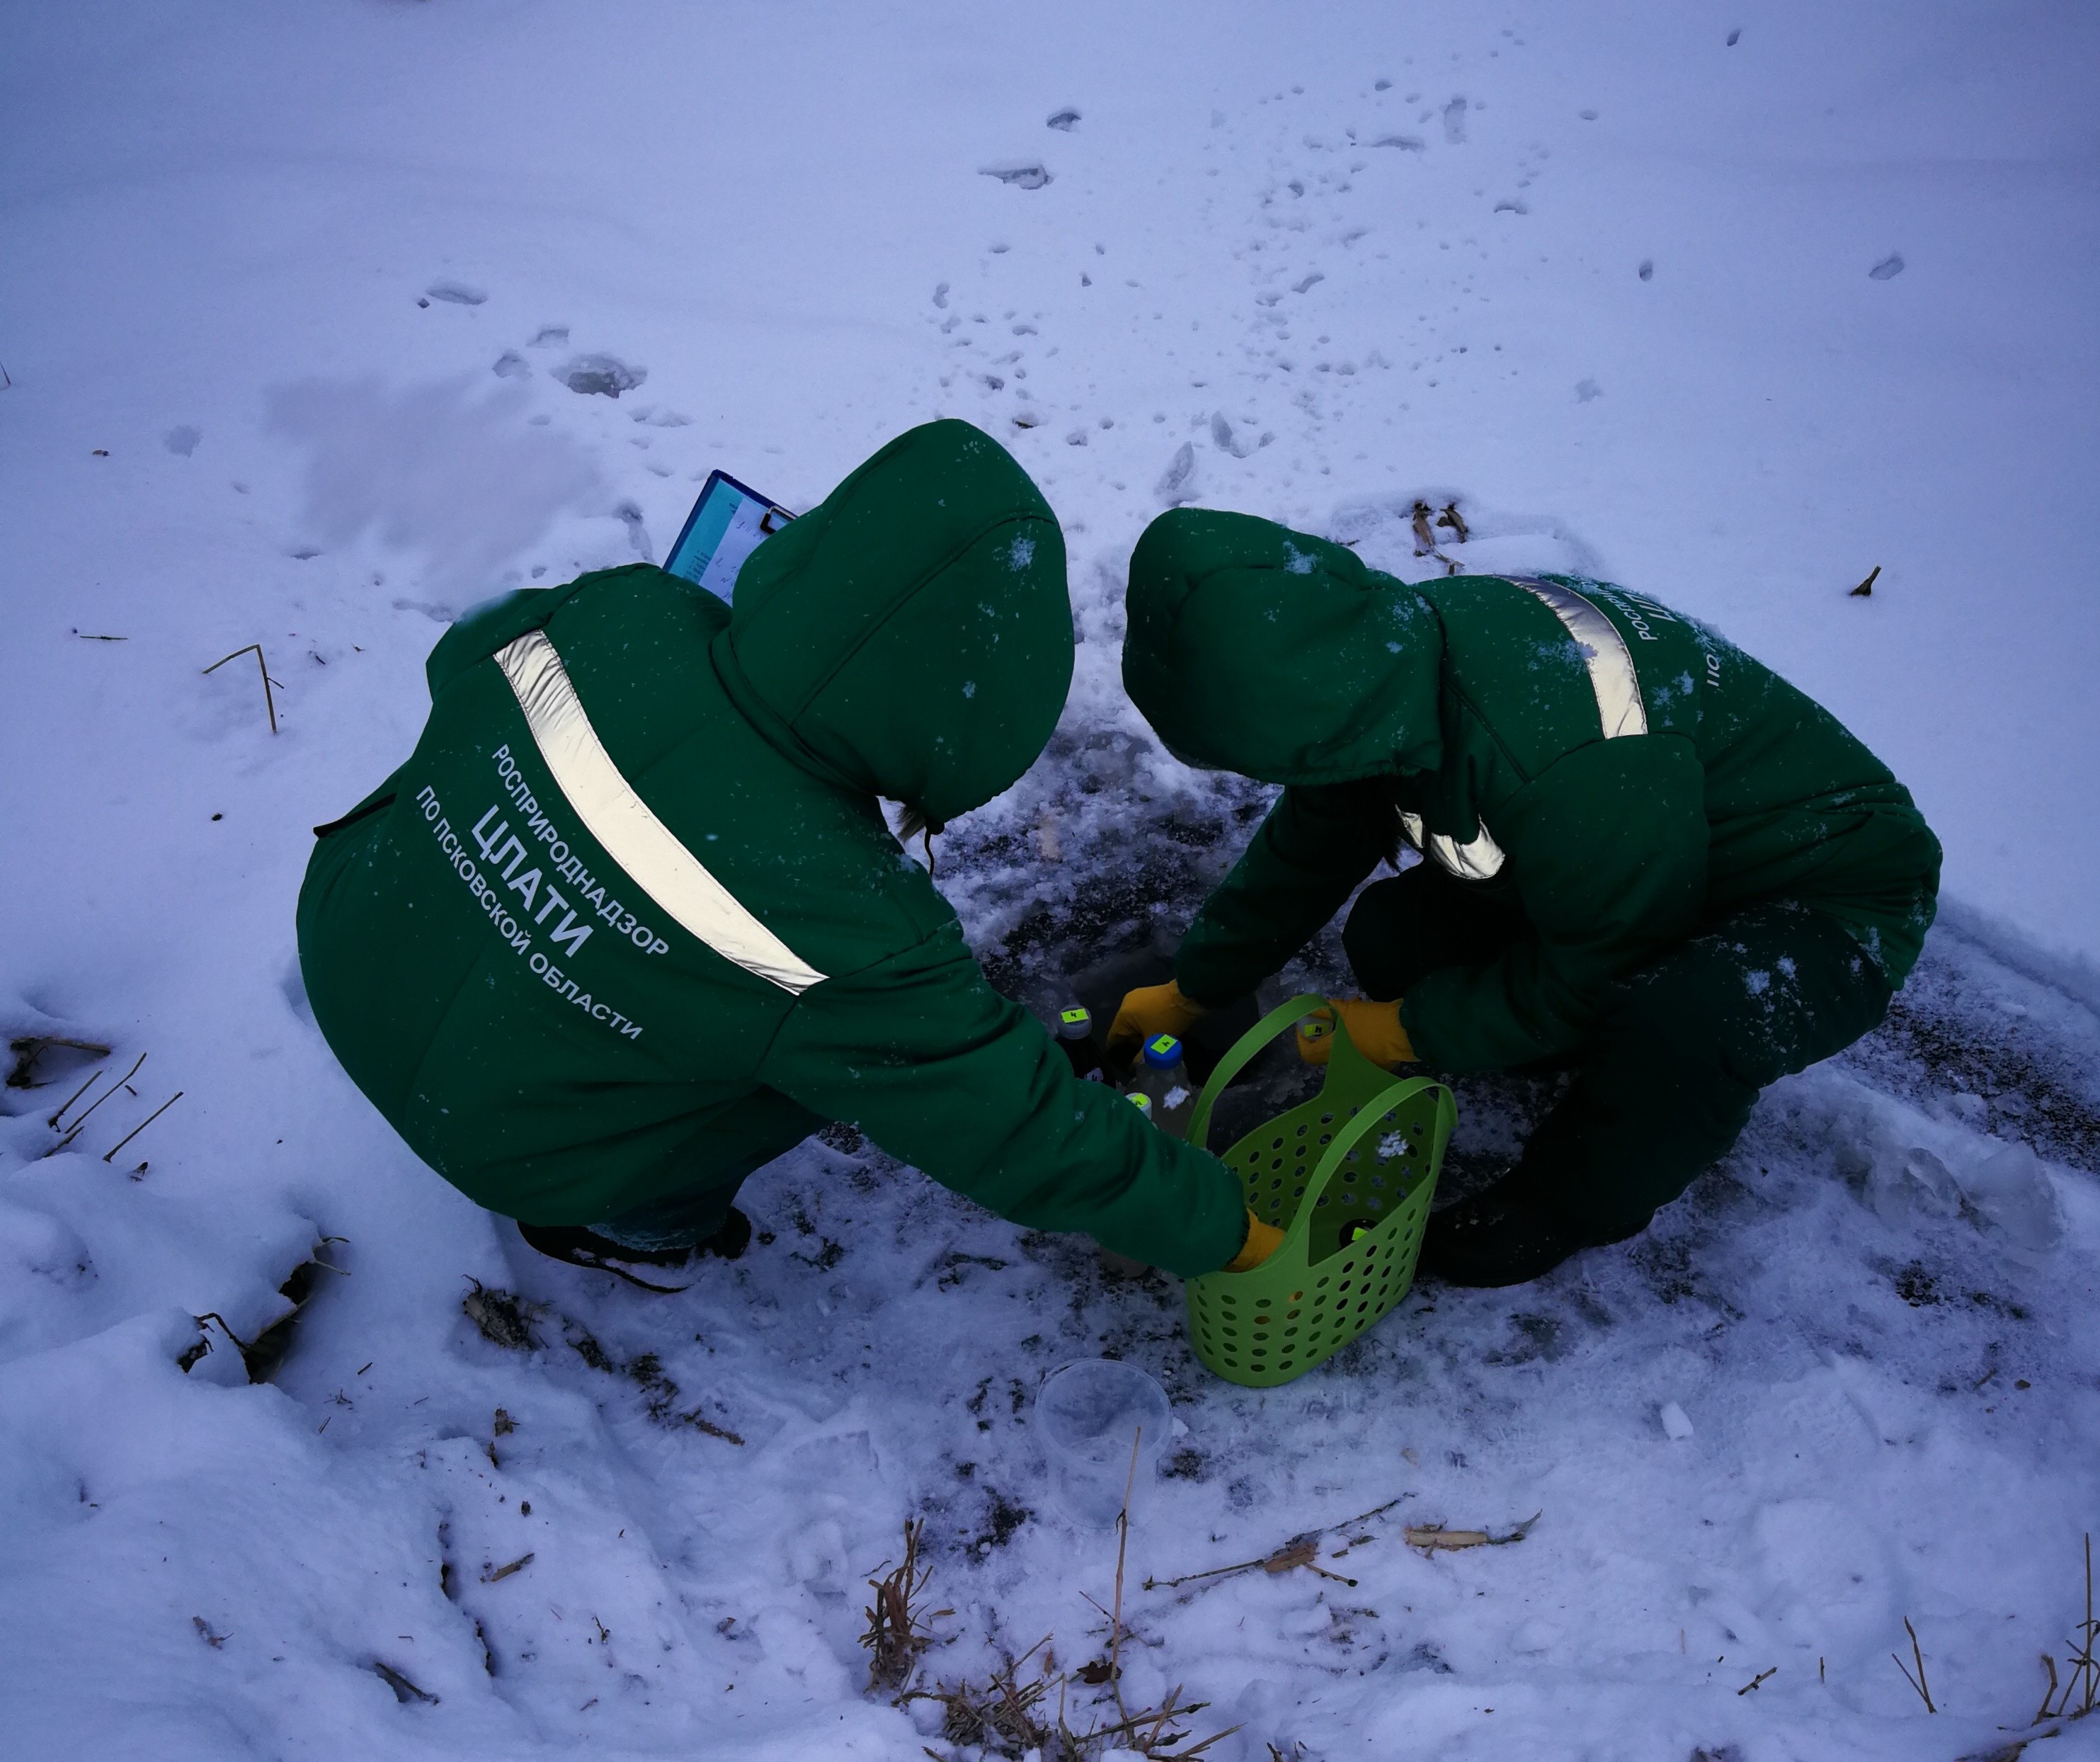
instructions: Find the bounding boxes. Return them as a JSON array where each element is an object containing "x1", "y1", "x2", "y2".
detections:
[{"x1": 1137, "y1": 1031, "x2": 1195, "y2": 1138}]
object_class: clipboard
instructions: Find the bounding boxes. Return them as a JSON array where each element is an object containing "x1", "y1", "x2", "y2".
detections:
[{"x1": 662, "y1": 470, "x2": 794, "y2": 602}]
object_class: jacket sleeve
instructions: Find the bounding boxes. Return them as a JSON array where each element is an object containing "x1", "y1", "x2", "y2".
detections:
[
  {"x1": 758, "y1": 919, "x2": 1249, "y2": 1277},
  {"x1": 1174, "y1": 781, "x2": 1393, "y2": 1008},
  {"x1": 1401, "y1": 736, "x2": 1708, "y2": 1069}
]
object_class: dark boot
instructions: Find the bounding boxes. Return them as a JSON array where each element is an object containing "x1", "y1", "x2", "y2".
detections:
[
  {"x1": 1418, "y1": 1178, "x2": 1648, "y2": 1288},
  {"x1": 518, "y1": 1207, "x2": 752, "y2": 1291}
]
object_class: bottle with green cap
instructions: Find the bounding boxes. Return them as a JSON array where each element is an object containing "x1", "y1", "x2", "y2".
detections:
[
  {"x1": 1138, "y1": 1033, "x2": 1195, "y2": 1138},
  {"x1": 1055, "y1": 1004, "x2": 1105, "y2": 1081}
]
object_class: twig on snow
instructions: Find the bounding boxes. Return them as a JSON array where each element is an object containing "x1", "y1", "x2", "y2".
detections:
[
  {"x1": 55, "y1": 1050, "x2": 143, "y2": 1134},
  {"x1": 1405, "y1": 1512, "x2": 1541, "y2": 1554},
  {"x1": 202, "y1": 644, "x2": 280, "y2": 733},
  {"x1": 104, "y1": 1091, "x2": 182, "y2": 1161},
  {"x1": 45, "y1": 1066, "x2": 107, "y2": 1127},
  {"x1": 1893, "y1": 1615, "x2": 1936, "y2": 1712},
  {"x1": 1143, "y1": 1494, "x2": 1411, "y2": 1592}
]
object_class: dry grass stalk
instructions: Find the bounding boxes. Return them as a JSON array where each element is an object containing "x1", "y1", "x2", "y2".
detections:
[
  {"x1": 1108, "y1": 1426, "x2": 1140, "y2": 1687},
  {"x1": 908, "y1": 1652, "x2": 1229, "y2": 1761},
  {"x1": 462, "y1": 1279, "x2": 542, "y2": 1351},
  {"x1": 1893, "y1": 1615, "x2": 1936, "y2": 1713},
  {"x1": 2036, "y1": 1533, "x2": 2099, "y2": 1724},
  {"x1": 103, "y1": 1089, "x2": 182, "y2": 1161},
  {"x1": 1405, "y1": 1512, "x2": 1540, "y2": 1554},
  {"x1": 885, "y1": 1489, "x2": 1240, "y2": 1760},
  {"x1": 9, "y1": 1034, "x2": 110, "y2": 1093},
  {"x1": 863, "y1": 1518, "x2": 947, "y2": 1691},
  {"x1": 53, "y1": 1050, "x2": 144, "y2": 1137}
]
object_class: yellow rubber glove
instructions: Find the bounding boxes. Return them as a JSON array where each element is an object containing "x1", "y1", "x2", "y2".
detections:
[
  {"x1": 1296, "y1": 999, "x2": 1417, "y2": 1069},
  {"x1": 1225, "y1": 1210, "x2": 1286, "y2": 1272},
  {"x1": 1105, "y1": 979, "x2": 1206, "y2": 1065}
]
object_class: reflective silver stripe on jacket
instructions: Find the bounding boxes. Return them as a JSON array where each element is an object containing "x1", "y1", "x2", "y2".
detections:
[
  {"x1": 1507, "y1": 575, "x2": 1649, "y2": 739},
  {"x1": 493, "y1": 630, "x2": 828, "y2": 996},
  {"x1": 1401, "y1": 811, "x2": 1507, "y2": 881},
  {"x1": 1398, "y1": 576, "x2": 1643, "y2": 882}
]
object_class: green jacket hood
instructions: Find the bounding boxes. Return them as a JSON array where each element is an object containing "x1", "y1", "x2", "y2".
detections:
[
  {"x1": 712, "y1": 419, "x2": 1073, "y2": 826},
  {"x1": 1123, "y1": 508, "x2": 1444, "y2": 785}
]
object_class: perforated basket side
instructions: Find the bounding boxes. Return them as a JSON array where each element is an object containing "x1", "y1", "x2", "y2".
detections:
[{"x1": 1187, "y1": 1081, "x2": 1445, "y2": 1386}]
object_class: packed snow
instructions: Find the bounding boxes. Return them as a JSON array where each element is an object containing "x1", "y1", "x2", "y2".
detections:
[{"x1": 3, "y1": 3, "x2": 2097, "y2": 1758}]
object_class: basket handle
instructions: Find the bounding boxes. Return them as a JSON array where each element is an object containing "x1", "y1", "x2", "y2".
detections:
[
  {"x1": 1187, "y1": 993, "x2": 1330, "y2": 1153},
  {"x1": 1291, "y1": 1072, "x2": 1456, "y2": 1254}
]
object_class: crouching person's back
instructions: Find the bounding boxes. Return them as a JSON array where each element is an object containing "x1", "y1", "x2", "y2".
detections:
[{"x1": 297, "y1": 420, "x2": 1254, "y2": 1283}]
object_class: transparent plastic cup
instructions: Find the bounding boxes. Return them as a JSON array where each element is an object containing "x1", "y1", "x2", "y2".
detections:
[{"x1": 1034, "y1": 1360, "x2": 1171, "y2": 1528}]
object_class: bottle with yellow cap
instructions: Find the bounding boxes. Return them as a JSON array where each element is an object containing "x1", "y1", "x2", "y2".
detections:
[{"x1": 1054, "y1": 1003, "x2": 1106, "y2": 1082}]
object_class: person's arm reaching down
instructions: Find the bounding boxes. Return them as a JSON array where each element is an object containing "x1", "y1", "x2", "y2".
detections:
[
  {"x1": 1175, "y1": 780, "x2": 1394, "y2": 1008},
  {"x1": 761, "y1": 919, "x2": 1249, "y2": 1276}
]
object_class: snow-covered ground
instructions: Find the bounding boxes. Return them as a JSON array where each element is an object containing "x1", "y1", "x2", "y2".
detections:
[{"x1": 4, "y1": 3, "x2": 2098, "y2": 1757}]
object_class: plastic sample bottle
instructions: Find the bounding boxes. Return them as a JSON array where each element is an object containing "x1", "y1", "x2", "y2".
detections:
[
  {"x1": 1139, "y1": 1034, "x2": 1195, "y2": 1139},
  {"x1": 1056, "y1": 1004, "x2": 1105, "y2": 1081}
]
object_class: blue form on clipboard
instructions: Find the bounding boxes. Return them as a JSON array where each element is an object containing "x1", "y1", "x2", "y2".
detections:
[{"x1": 663, "y1": 470, "x2": 794, "y2": 603}]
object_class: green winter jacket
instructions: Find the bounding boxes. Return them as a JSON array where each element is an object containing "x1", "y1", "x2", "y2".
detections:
[
  {"x1": 1124, "y1": 510, "x2": 1941, "y2": 1072},
  {"x1": 297, "y1": 422, "x2": 1248, "y2": 1275}
]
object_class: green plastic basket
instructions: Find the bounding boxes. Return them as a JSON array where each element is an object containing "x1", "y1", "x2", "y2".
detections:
[{"x1": 1184, "y1": 994, "x2": 1456, "y2": 1388}]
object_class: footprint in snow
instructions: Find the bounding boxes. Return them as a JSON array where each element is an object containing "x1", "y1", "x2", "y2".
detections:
[
  {"x1": 1868, "y1": 254, "x2": 1905, "y2": 280},
  {"x1": 1157, "y1": 441, "x2": 1197, "y2": 503},
  {"x1": 492, "y1": 351, "x2": 530, "y2": 379},
  {"x1": 615, "y1": 501, "x2": 652, "y2": 557},
  {"x1": 1046, "y1": 108, "x2": 1080, "y2": 132},
  {"x1": 424, "y1": 281, "x2": 488, "y2": 306},
  {"x1": 530, "y1": 325, "x2": 569, "y2": 347},
  {"x1": 1443, "y1": 97, "x2": 1468, "y2": 144},
  {"x1": 1209, "y1": 414, "x2": 1269, "y2": 459},
  {"x1": 981, "y1": 162, "x2": 1051, "y2": 190},
  {"x1": 164, "y1": 425, "x2": 200, "y2": 456},
  {"x1": 557, "y1": 354, "x2": 646, "y2": 397}
]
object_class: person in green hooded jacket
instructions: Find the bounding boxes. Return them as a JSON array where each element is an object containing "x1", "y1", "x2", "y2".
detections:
[
  {"x1": 297, "y1": 422, "x2": 1274, "y2": 1285},
  {"x1": 1109, "y1": 508, "x2": 1940, "y2": 1287}
]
